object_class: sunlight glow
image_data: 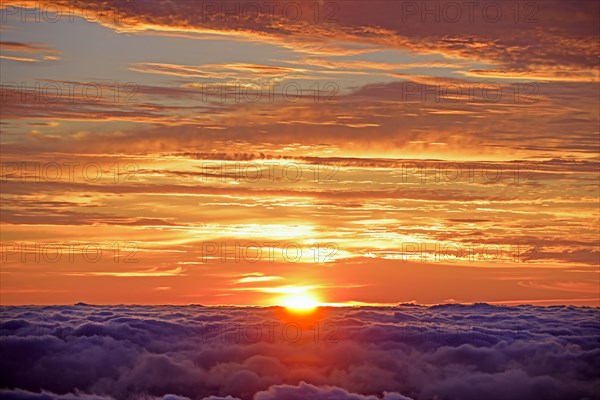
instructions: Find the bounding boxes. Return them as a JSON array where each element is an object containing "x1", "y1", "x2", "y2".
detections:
[{"x1": 280, "y1": 294, "x2": 320, "y2": 313}]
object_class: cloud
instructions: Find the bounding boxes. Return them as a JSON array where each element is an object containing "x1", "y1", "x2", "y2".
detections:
[
  {"x1": 0, "y1": 55, "x2": 40, "y2": 62},
  {"x1": 0, "y1": 41, "x2": 61, "y2": 62},
  {"x1": 3, "y1": 0, "x2": 597, "y2": 80},
  {"x1": 0, "y1": 389, "x2": 113, "y2": 399},
  {"x1": 3, "y1": 77, "x2": 597, "y2": 161},
  {"x1": 0, "y1": 304, "x2": 598, "y2": 399},
  {"x1": 235, "y1": 274, "x2": 283, "y2": 284},
  {"x1": 254, "y1": 381, "x2": 413, "y2": 399},
  {"x1": 130, "y1": 62, "x2": 307, "y2": 80},
  {"x1": 64, "y1": 267, "x2": 186, "y2": 278},
  {"x1": 0, "y1": 390, "x2": 192, "y2": 400}
]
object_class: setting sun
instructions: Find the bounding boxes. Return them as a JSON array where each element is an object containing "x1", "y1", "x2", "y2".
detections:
[{"x1": 280, "y1": 294, "x2": 320, "y2": 313}]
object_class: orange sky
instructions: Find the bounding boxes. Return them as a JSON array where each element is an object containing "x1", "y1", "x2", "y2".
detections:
[{"x1": 0, "y1": 0, "x2": 598, "y2": 306}]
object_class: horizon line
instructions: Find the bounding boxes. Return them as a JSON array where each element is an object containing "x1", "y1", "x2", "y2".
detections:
[{"x1": 1, "y1": 300, "x2": 598, "y2": 308}]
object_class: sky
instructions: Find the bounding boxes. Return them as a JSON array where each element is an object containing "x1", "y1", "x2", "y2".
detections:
[{"x1": 0, "y1": 0, "x2": 599, "y2": 306}]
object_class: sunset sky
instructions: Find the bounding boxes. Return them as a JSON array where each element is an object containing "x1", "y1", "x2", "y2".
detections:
[{"x1": 1, "y1": 0, "x2": 598, "y2": 306}]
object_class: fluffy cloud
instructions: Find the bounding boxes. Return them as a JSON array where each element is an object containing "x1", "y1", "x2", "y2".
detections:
[
  {"x1": 254, "y1": 382, "x2": 413, "y2": 399},
  {"x1": 0, "y1": 304, "x2": 598, "y2": 399},
  {"x1": 0, "y1": 391, "x2": 193, "y2": 400}
]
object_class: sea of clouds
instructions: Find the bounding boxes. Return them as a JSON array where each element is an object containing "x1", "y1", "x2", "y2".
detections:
[{"x1": 0, "y1": 304, "x2": 598, "y2": 400}]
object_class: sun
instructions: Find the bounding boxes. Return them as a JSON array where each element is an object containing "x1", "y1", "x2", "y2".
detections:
[{"x1": 281, "y1": 294, "x2": 320, "y2": 313}]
